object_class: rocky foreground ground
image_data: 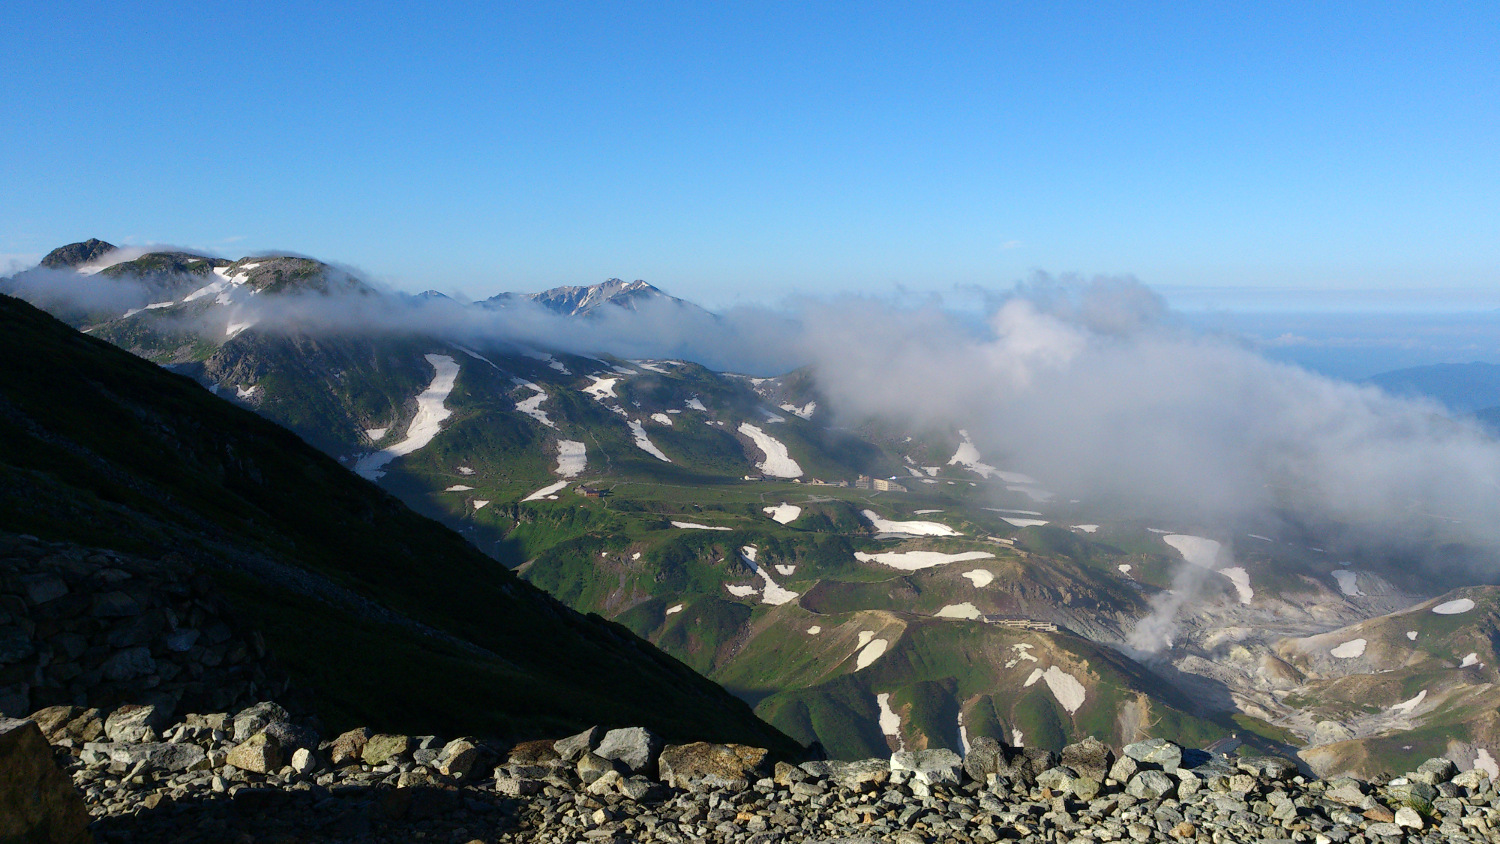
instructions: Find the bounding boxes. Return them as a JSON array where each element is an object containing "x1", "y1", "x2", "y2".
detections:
[{"x1": 13, "y1": 699, "x2": 1499, "y2": 844}]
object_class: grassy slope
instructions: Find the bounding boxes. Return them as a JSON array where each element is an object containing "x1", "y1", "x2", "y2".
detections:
[{"x1": 0, "y1": 293, "x2": 798, "y2": 753}]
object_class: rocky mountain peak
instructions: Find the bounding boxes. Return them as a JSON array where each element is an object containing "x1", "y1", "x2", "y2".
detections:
[
  {"x1": 524, "y1": 278, "x2": 676, "y2": 317},
  {"x1": 39, "y1": 238, "x2": 115, "y2": 269}
]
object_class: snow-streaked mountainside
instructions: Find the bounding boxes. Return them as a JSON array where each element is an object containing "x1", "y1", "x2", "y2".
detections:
[
  {"x1": 481, "y1": 277, "x2": 700, "y2": 318},
  {"x1": 6, "y1": 239, "x2": 1500, "y2": 780}
]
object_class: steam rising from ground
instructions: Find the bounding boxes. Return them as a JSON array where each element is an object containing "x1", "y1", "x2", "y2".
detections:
[{"x1": 8, "y1": 263, "x2": 1500, "y2": 580}]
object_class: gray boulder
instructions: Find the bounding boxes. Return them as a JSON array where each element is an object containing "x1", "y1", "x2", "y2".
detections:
[
  {"x1": 259, "y1": 719, "x2": 317, "y2": 753},
  {"x1": 553, "y1": 725, "x2": 599, "y2": 762},
  {"x1": 595, "y1": 727, "x2": 662, "y2": 775},
  {"x1": 360, "y1": 733, "x2": 413, "y2": 766},
  {"x1": 226, "y1": 731, "x2": 283, "y2": 774},
  {"x1": 1386, "y1": 779, "x2": 1438, "y2": 812},
  {"x1": 577, "y1": 751, "x2": 617, "y2": 785},
  {"x1": 104, "y1": 703, "x2": 169, "y2": 743},
  {"x1": 290, "y1": 748, "x2": 318, "y2": 775},
  {"x1": 328, "y1": 727, "x2": 371, "y2": 765},
  {"x1": 1108, "y1": 754, "x2": 1139, "y2": 783},
  {"x1": 1236, "y1": 755, "x2": 1296, "y2": 780},
  {"x1": 1035, "y1": 765, "x2": 1079, "y2": 794},
  {"x1": 961, "y1": 736, "x2": 1007, "y2": 782},
  {"x1": 831, "y1": 758, "x2": 891, "y2": 792},
  {"x1": 233, "y1": 701, "x2": 290, "y2": 742},
  {"x1": 1061, "y1": 736, "x2": 1114, "y2": 782},
  {"x1": 106, "y1": 741, "x2": 207, "y2": 772},
  {"x1": 1123, "y1": 738, "x2": 1182, "y2": 771},
  {"x1": 891, "y1": 748, "x2": 963, "y2": 785},
  {"x1": 1413, "y1": 757, "x2": 1458, "y2": 785},
  {"x1": 436, "y1": 738, "x2": 482, "y2": 779},
  {"x1": 1126, "y1": 769, "x2": 1176, "y2": 800},
  {"x1": 658, "y1": 742, "x2": 769, "y2": 791}
]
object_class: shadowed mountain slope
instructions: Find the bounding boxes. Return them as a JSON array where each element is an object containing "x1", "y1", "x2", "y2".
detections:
[{"x1": 0, "y1": 292, "x2": 798, "y2": 753}]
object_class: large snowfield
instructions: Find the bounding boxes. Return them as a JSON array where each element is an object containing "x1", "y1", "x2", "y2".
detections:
[
  {"x1": 860, "y1": 510, "x2": 961, "y2": 537},
  {"x1": 354, "y1": 355, "x2": 460, "y2": 480},
  {"x1": 738, "y1": 423, "x2": 803, "y2": 477},
  {"x1": 854, "y1": 550, "x2": 995, "y2": 571}
]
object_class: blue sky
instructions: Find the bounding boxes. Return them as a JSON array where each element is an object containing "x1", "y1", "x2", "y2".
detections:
[{"x1": 3, "y1": 1, "x2": 1496, "y2": 308}]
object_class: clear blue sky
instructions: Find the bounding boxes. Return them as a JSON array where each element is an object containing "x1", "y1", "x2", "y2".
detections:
[{"x1": 3, "y1": 1, "x2": 1496, "y2": 307}]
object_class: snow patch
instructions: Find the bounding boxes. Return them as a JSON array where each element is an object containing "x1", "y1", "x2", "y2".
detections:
[
  {"x1": 1331, "y1": 570, "x2": 1363, "y2": 597},
  {"x1": 1001, "y1": 517, "x2": 1049, "y2": 528},
  {"x1": 353, "y1": 354, "x2": 459, "y2": 480},
  {"x1": 512, "y1": 381, "x2": 556, "y2": 428},
  {"x1": 763, "y1": 503, "x2": 801, "y2": 524},
  {"x1": 758, "y1": 408, "x2": 786, "y2": 423},
  {"x1": 913, "y1": 509, "x2": 944, "y2": 515},
  {"x1": 365, "y1": 427, "x2": 389, "y2": 440},
  {"x1": 1041, "y1": 667, "x2": 1087, "y2": 713},
  {"x1": 779, "y1": 401, "x2": 816, "y2": 419},
  {"x1": 739, "y1": 545, "x2": 799, "y2": 605},
  {"x1": 725, "y1": 585, "x2": 756, "y2": 597},
  {"x1": 444, "y1": 485, "x2": 473, "y2": 492},
  {"x1": 651, "y1": 412, "x2": 673, "y2": 426},
  {"x1": 555, "y1": 440, "x2": 587, "y2": 477},
  {"x1": 627, "y1": 420, "x2": 672, "y2": 462},
  {"x1": 1024, "y1": 668, "x2": 1044, "y2": 687},
  {"x1": 1073, "y1": 524, "x2": 1099, "y2": 533},
  {"x1": 522, "y1": 349, "x2": 570, "y2": 374},
  {"x1": 876, "y1": 693, "x2": 902, "y2": 745},
  {"x1": 1474, "y1": 749, "x2": 1499, "y2": 780},
  {"x1": 1118, "y1": 564, "x2": 1133, "y2": 576},
  {"x1": 855, "y1": 550, "x2": 995, "y2": 570},
  {"x1": 860, "y1": 509, "x2": 961, "y2": 537},
  {"x1": 1163, "y1": 534, "x2": 1222, "y2": 568},
  {"x1": 671, "y1": 521, "x2": 732, "y2": 531},
  {"x1": 962, "y1": 569, "x2": 994, "y2": 588},
  {"x1": 855, "y1": 637, "x2": 888, "y2": 670},
  {"x1": 1461, "y1": 652, "x2": 1480, "y2": 668},
  {"x1": 457, "y1": 466, "x2": 474, "y2": 475},
  {"x1": 738, "y1": 423, "x2": 803, "y2": 478},
  {"x1": 1247, "y1": 533, "x2": 1274, "y2": 542},
  {"x1": 523, "y1": 480, "x2": 569, "y2": 501},
  {"x1": 1219, "y1": 567, "x2": 1253, "y2": 604},
  {"x1": 685, "y1": 397, "x2": 708, "y2": 412},
  {"x1": 1433, "y1": 598, "x2": 1476, "y2": 615},
  {"x1": 935, "y1": 602, "x2": 982, "y2": 620},
  {"x1": 1391, "y1": 690, "x2": 1427, "y2": 715},
  {"x1": 949, "y1": 429, "x2": 1015, "y2": 480},
  {"x1": 775, "y1": 564, "x2": 796, "y2": 576},
  {"x1": 807, "y1": 625, "x2": 821, "y2": 635},
  {"x1": 1331, "y1": 639, "x2": 1367, "y2": 659},
  {"x1": 665, "y1": 604, "x2": 683, "y2": 616},
  {"x1": 583, "y1": 376, "x2": 618, "y2": 401},
  {"x1": 472, "y1": 500, "x2": 490, "y2": 510},
  {"x1": 633, "y1": 361, "x2": 670, "y2": 374},
  {"x1": 1407, "y1": 631, "x2": 1419, "y2": 641}
]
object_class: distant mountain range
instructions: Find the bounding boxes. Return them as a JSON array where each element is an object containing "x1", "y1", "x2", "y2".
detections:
[
  {"x1": 484, "y1": 277, "x2": 698, "y2": 318},
  {"x1": 1365, "y1": 362, "x2": 1500, "y2": 415},
  {"x1": 6, "y1": 239, "x2": 1500, "y2": 778}
]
